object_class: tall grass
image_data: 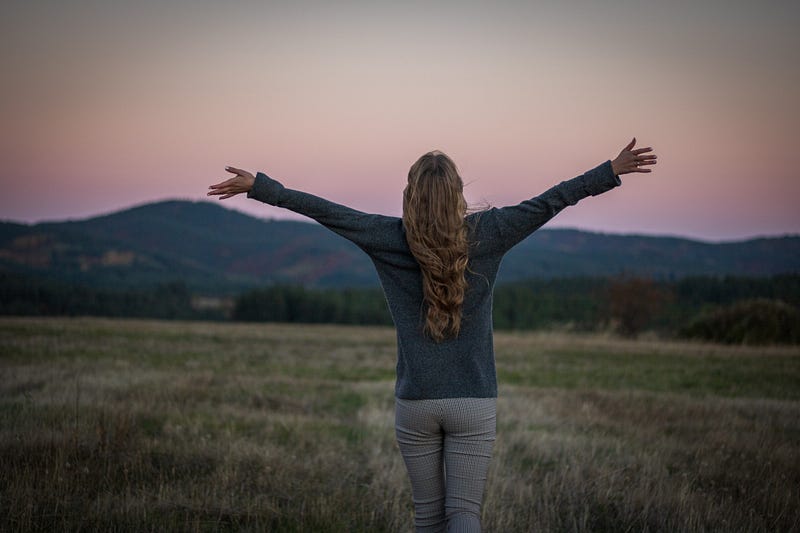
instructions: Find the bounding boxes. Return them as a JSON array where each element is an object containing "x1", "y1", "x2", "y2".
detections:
[{"x1": 1, "y1": 317, "x2": 798, "y2": 531}]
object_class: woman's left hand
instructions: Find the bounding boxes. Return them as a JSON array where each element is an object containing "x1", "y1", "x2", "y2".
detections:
[
  {"x1": 207, "y1": 166, "x2": 256, "y2": 200},
  {"x1": 611, "y1": 138, "x2": 658, "y2": 176}
]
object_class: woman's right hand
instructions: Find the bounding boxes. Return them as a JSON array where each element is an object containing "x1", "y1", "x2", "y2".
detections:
[
  {"x1": 611, "y1": 138, "x2": 657, "y2": 176},
  {"x1": 207, "y1": 166, "x2": 256, "y2": 200}
]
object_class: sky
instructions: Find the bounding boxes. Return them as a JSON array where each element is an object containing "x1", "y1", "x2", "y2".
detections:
[{"x1": 1, "y1": 0, "x2": 798, "y2": 241}]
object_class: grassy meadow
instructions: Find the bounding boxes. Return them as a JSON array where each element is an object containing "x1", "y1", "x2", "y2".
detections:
[{"x1": 1, "y1": 316, "x2": 799, "y2": 532}]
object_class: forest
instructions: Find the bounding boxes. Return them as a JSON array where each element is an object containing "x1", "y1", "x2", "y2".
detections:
[{"x1": 2, "y1": 272, "x2": 798, "y2": 344}]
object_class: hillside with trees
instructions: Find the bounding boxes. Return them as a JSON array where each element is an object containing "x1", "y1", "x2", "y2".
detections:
[
  {"x1": 2, "y1": 200, "x2": 798, "y2": 292},
  {"x1": 3, "y1": 200, "x2": 799, "y2": 343}
]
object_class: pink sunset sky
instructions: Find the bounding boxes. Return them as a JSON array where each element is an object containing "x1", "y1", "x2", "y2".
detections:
[{"x1": 1, "y1": 1, "x2": 798, "y2": 241}]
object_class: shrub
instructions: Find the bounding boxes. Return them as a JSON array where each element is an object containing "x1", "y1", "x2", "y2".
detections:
[
  {"x1": 607, "y1": 277, "x2": 672, "y2": 337},
  {"x1": 679, "y1": 298, "x2": 800, "y2": 345}
]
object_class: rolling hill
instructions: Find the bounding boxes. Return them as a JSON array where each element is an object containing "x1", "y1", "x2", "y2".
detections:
[{"x1": 1, "y1": 200, "x2": 798, "y2": 293}]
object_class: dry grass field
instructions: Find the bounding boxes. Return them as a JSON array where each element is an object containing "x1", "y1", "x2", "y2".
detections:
[{"x1": 1, "y1": 316, "x2": 799, "y2": 532}]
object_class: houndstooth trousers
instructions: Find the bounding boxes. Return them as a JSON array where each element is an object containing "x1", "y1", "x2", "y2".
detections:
[{"x1": 395, "y1": 397, "x2": 497, "y2": 533}]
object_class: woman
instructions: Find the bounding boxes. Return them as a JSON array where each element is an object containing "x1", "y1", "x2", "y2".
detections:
[{"x1": 207, "y1": 139, "x2": 656, "y2": 532}]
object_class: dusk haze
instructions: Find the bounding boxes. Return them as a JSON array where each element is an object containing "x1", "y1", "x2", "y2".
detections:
[{"x1": 2, "y1": 0, "x2": 799, "y2": 241}]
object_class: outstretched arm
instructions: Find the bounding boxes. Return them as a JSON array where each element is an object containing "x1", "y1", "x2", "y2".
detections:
[
  {"x1": 473, "y1": 138, "x2": 657, "y2": 255},
  {"x1": 207, "y1": 166, "x2": 402, "y2": 254}
]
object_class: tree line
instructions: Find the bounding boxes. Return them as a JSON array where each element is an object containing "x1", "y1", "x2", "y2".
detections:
[
  {"x1": 2, "y1": 272, "x2": 799, "y2": 344},
  {"x1": 0, "y1": 273, "x2": 210, "y2": 320}
]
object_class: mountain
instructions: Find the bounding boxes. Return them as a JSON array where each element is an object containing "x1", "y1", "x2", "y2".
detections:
[{"x1": 1, "y1": 200, "x2": 798, "y2": 293}]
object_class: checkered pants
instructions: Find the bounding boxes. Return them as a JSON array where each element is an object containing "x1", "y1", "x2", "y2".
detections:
[{"x1": 395, "y1": 397, "x2": 497, "y2": 533}]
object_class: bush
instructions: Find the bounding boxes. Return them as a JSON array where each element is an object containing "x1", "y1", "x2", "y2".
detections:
[
  {"x1": 680, "y1": 298, "x2": 800, "y2": 345},
  {"x1": 606, "y1": 277, "x2": 672, "y2": 337}
]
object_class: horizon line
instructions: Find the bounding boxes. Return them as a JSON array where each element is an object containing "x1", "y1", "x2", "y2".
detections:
[{"x1": 2, "y1": 196, "x2": 798, "y2": 246}]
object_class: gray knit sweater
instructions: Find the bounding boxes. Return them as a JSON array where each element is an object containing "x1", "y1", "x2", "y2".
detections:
[{"x1": 247, "y1": 160, "x2": 621, "y2": 399}]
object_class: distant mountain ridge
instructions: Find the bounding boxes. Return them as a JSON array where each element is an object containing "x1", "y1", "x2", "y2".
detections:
[{"x1": 1, "y1": 200, "x2": 798, "y2": 293}]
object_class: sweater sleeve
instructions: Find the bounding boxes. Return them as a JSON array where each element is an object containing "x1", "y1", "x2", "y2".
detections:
[
  {"x1": 246, "y1": 171, "x2": 402, "y2": 253},
  {"x1": 471, "y1": 160, "x2": 621, "y2": 255}
]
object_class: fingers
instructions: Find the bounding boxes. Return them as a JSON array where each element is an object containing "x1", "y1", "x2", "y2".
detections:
[
  {"x1": 207, "y1": 183, "x2": 238, "y2": 194},
  {"x1": 623, "y1": 140, "x2": 657, "y2": 175},
  {"x1": 207, "y1": 187, "x2": 241, "y2": 199},
  {"x1": 614, "y1": 151, "x2": 657, "y2": 175},
  {"x1": 208, "y1": 171, "x2": 246, "y2": 190},
  {"x1": 630, "y1": 158, "x2": 657, "y2": 173},
  {"x1": 207, "y1": 180, "x2": 236, "y2": 196},
  {"x1": 208, "y1": 178, "x2": 235, "y2": 190},
  {"x1": 635, "y1": 155, "x2": 658, "y2": 164},
  {"x1": 208, "y1": 165, "x2": 252, "y2": 200}
]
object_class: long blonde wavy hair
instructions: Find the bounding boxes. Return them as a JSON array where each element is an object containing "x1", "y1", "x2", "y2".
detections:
[{"x1": 403, "y1": 150, "x2": 469, "y2": 342}]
